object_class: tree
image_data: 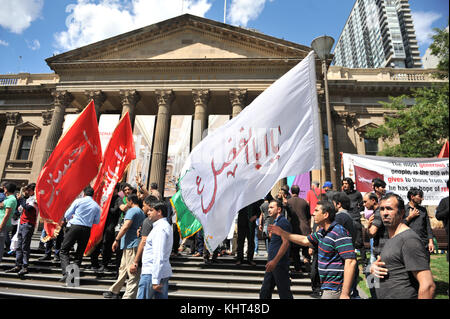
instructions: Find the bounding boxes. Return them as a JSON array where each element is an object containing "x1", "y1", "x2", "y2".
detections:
[
  {"x1": 366, "y1": 25, "x2": 449, "y2": 157},
  {"x1": 429, "y1": 23, "x2": 449, "y2": 78}
]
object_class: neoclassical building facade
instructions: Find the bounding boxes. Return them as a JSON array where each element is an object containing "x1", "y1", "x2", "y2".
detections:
[{"x1": 0, "y1": 14, "x2": 445, "y2": 193}]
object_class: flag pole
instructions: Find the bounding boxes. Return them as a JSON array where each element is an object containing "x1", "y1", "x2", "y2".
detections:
[{"x1": 224, "y1": 0, "x2": 227, "y2": 23}]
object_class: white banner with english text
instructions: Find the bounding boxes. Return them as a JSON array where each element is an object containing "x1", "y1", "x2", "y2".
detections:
[{"x1": 342, "y1": 153, "x2": 449, "y2": 206}]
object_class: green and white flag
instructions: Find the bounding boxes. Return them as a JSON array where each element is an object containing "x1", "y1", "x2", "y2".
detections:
[{"x1": 171, "y1": 51, "x2": 321, "y2": 252}]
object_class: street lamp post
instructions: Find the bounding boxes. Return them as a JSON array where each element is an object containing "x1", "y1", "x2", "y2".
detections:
[{"x1": 311, "y1": 35, "x2": 337, "y2": 189}]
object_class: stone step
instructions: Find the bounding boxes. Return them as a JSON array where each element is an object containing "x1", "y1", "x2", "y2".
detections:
[
  {"x1": 0, "y1": 236, "x2": 314, "y2": 299},
  {"x1": 0, "y1": 275, "x2": 312, "y2": 299},
  {"x1": 0, "y1": 283, "x2": 292, "y2": 300},
  {"x1": 0, "y1": 268, "x2": 310, "y2": 287}
]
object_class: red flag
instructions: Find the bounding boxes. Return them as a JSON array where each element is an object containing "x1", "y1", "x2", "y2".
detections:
[
  {"x1": 84, "y1": 112, "x2": 136, "y2": 256},
  {"x1": 354, "y1": 165, "x2": 384, "y2": 193},
  {"x1": 438, "y1": 140, "x2": 449, "y2": 158},
  {"x1": 36, "y1": 101, "x2": 102, "y2": 240}
]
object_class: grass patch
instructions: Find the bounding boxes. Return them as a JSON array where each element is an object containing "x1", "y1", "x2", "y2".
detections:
[
  {"x1": 430, "y1": 254, "x2": 449, "y2": 299},
  {"x1": 357, "y1": 252, "x2": 449, "y2": 299}
]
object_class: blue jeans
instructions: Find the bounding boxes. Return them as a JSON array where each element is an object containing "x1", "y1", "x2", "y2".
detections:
[
  {"x1": 195, "y1": 231, "x2": 204, "y2": 254},
  {"x1": 369, "y1": 238, "x2": 376, "y2": 264},
  {"x1": 137, "y1": 274, "x2": 169, "y2": 299},
  {"x1": 16, "y1": 223, "x2": 34, "y2": 267}
]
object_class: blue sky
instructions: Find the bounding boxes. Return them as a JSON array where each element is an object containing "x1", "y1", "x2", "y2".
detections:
[{"x1": 0, "y1": 0, "x2": 448, "y2": 74}]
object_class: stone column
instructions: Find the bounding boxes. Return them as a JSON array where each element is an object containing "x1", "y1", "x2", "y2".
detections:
[
  {"x1": 0, "y1": 112, "x2": 20, "y2": 180},
  {"x1": 149, "y1": 89, "x2": 175, "y2": 195},
  {"x1": 85, "y1": 90, "x2": 106, "y2": 122},
  {"x1": 229, "y1": 89, "x2": 247, "y2": 118},
  {"x1": 119, "y1": 89, "x2": 140, "y2": 129},
  {"x1": 41, "y1": 90, "x2": 73, "y2": 167},
  {"x1": 191, "y1": 89, "x2": 210, "y2": 148}
]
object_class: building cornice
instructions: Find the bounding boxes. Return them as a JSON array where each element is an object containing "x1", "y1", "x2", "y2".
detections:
[{"x1": 49, "y1": 57, "x2": 305, "y2": 72}]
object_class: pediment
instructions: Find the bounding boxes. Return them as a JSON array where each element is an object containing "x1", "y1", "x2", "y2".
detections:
[
  {"x1": 15, "y1": 121, "x2": 41, "y2": 135},
  {"x1": 356, "y1": 122, "x2": 379, "y2": 136},
  {"x1": 91, "y1": 28, "x2": 282, "y2": 60},
  {"x1": 47, "y1": 14, "x2": 310, "y2": 66}
]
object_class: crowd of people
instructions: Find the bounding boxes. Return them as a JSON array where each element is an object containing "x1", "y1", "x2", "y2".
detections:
[{"x1": 0, "y1": 174, "x2": 448, "y2": 300}]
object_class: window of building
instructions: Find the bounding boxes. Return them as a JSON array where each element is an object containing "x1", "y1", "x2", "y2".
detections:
[
  {"x1": 392, "y1": 33, "x2": 402, "y2": 41},
  {"x1": 17, "y1": 135, "x2": 33, "y2": 160},
  {"x1": 364, "y1": 138, "x2": 378, "y2": 156},
  {"x1": 7, "y1": 121, "x2": 41, "y2": 171},
  {"x1": 393, "y1": 42, "x2": 405, "y2": 56}
]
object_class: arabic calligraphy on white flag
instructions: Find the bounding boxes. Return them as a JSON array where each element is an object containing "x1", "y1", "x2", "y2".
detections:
[{"x1": 171, "y1": 51, "x2": 321, "y2": 252}]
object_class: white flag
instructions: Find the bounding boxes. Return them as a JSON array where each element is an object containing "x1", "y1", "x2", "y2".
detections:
[{"x1": 172, "y1": 51, "x2": 321, "y2": 252}]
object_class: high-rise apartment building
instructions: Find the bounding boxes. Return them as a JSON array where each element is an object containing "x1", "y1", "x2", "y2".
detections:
[{"x1": 333, "y1": 0, "x2": 422, "y2": 68}]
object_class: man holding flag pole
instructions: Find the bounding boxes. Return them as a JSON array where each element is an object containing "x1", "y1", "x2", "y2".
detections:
[{"x1": 171, "y1": 50, "x2": 322, "y2": 259}]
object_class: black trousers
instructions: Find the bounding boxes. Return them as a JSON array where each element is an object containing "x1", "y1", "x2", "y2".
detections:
[
  {"x1": 60, "y1": 225, "x2": 91, "y2": 275},
  {"x1": 44, "y1": 227, "x2": 65, "y2": 257},
  {"x1": 237, "y1": 220, "x2": 255, "y2": 262},
  {"x1": 290, "y1": 242, "x2": 301, "y2": 271},
  {"x1": 90, "y1": 226, "x2": 115, "y2": 267},
  {"x1": 172, "y1": 224, "x2": 180, "y2": 253},
  {"x1": 259, "y1": 263, "x2": 293, "y2": 299},
  {"x1": 310, "y1": 249, "x2": 321, "y2": 293}
]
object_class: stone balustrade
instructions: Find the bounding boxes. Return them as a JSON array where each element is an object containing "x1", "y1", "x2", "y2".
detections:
[
  {"x1": 328, "y1": 66, "x2": 446, "y2": 82},
  {"x1": 0, "y1": 73, "x2": 59, "y2": 86}
]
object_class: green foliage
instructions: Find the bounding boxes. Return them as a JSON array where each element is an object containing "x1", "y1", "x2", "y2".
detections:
[
  {"x1": 429, "y1": 23, "x2": 449, "y2": 78},
  {"x1": 366, "y1": 83, "x2": 449, "y2": 157},
  {"x1": 365, "y1": 24, "x2": 449, "y2": 158}
]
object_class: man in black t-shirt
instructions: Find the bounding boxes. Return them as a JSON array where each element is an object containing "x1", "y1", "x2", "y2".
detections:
[
  {"x1": 370, "y1": 193, "x2": 435, "y2": 299},
  {"x1": 342, "y1": 178, "x2": 366, "y2": 265},
  {"x1": 404, "y1": 187, "x2": 434, "y2": 254}
]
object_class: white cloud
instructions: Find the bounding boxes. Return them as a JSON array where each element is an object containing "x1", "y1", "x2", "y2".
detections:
[
  {"x1": 227, "y1": 0, "x2": 273, "y2": 27},
  {"x1": 26, "y1": 39, "x2": 41, "y2": 50},
  {"x1": 411, "y1": 11, "x2": 442, "y2": 46},
  {"x1": 54, "y1": 0, "x2": 212, "y2": 51},
  {"x1": 0, "y1": 0, "x2": 44, "y2": 34},
  {"x1": 0, "y1": 40, "x2": 9, "y2": 46}
]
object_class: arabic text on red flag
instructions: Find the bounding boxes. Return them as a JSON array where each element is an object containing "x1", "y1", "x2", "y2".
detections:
[
  {"x1": 84, "y1": 112, "x2": 136, "y2": 256},
  {"x1": 36, "y1": 100, "x2": 102, "y2": 240}
]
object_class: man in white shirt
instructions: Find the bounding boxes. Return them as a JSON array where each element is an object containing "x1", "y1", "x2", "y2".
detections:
[{"x1": 137, "y1": 201, "x2": 173, "y2": 299}]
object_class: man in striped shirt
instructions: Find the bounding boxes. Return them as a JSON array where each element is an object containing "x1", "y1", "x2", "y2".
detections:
[{"x1": 269, "y1": 200, "x2": 356, "y2": 299}]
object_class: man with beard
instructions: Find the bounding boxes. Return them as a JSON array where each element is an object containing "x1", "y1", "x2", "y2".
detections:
[
  {"x1": 260, "y1": 199, "x2": 293, "y2": 299},
  {"x1": 370, "y1": 193, "x2": 435, "y2": 299}
]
